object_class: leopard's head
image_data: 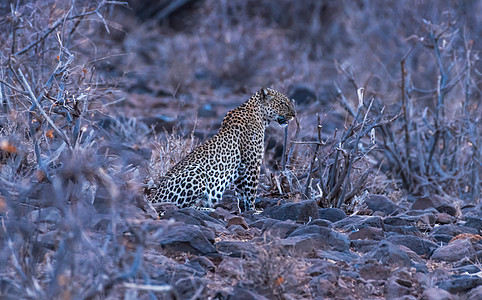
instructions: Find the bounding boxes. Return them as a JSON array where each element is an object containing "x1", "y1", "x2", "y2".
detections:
[{"x1": 259, "y1": 87, "x2": 296, "y2": 127}]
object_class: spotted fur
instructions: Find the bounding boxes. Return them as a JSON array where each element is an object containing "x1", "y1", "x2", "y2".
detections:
[{"x1": 149, "y1": 87, "x2": 296, "y2": 212}]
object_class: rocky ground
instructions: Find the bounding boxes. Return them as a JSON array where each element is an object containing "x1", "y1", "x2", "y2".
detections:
[{"x1": 110, "y1": 193, "x2": 482, "y2": 299}]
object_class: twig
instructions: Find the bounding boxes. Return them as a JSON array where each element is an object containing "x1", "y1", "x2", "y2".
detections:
[
  {"x1": 13, "y1": 1, "x2": 125, "y2": 57},
  {"x1": 18, "y1": 69, "x2": 73, "y2": 150}
]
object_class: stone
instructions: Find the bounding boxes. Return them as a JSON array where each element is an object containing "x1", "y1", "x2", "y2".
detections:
[
  {"x1": 332, "y1": 215, "x2": 383, "y2": 231},
  {"x1": 385, "y1": 235, "x2": 438, "y2": 257},
  {"x1": 215, "y1": 241, "x2": 259, "y2": 258},
  {"x1": 358, "y1": 262, "x2": 390, "y2": 281},
  {"x1": 431, "y1": 239, "x2": 475, "y2": 262},
  {"x1": 227, "y1": 216, "x2": 249, "y2": 229},
  {"x1": 153, "y1": 223, "x2": 216, "y2": 255},
  {"x1": 190, "y1": 256, "x2": 215, "y2": 272},
  {"x1": 466, "y1": 286, "x2": 482, "y2": 300},
  {"x1": 385, "y1": 276, "x2": 412, "y2": 299},
  {"x1": 217, "y1": 257, "x2": 246, "y2": 279},
  {"x1": 318, "y1": 208, "x2": 346, "y2": 222},
  {"x1": 315, "y1": 250, "x2": 359, "y2": 262},
  {"x1": 384, "y1": 216, "x2": 414, "y2": 226},
  {"x1": 280, "y1": 234, "x2": 330, "y2": 254},
  {"x1": 309, "y1": 278, "x2": 335, "y2": 298},
  {"x1": 435, "y1": 213, "x2": 453, "y2": 224},
  {"x1": 365, "y1": 241, "x2": 412, "y2": 267},
  {"x1": 421, "y1": 287, "x2": 454, "y2": 300},
  {"x1": 289, "y1": 225, "x2": 350, "y2": 252},
  {"x1": 258, "y1": 219, "x2": 299, "y2": 238},
  {"x1": 307, "y1": 260, "x2": 340, "y2": 279},
  {"x1": 437, "y1": 275, "x2": 482, "y2": 294},
  {"x1": 263, "y1": 200, "x2": 319, "y2": 222},
  {"x1": 365, "y1": 194, "x2": 401, "y2": 215},
  {"x1": 227, "y1": 287, "x2": 269, "y2": 300},
  {"x1": 433, "y1": 224, "x2": 478, "y2": 236},
  {"x1": 173, "y1": 277, "x2": 205, "y2": 300},
  {"x1": 453, "y1": 265, "x2": 480, "y2": 274},
  {"x1": 309, "y1": 218, "x2": 332, "y2": 227},
  {"x1": 410, "y1": 195, "x2": 457, "y2": 216},
  {"x1": 464, "y1": 217, "x2": 482, "y2": 232},
  {"x1": 431, "y1": 234, "x2": 452, "y2": 244},
  {"x1": 350, "y1": 240, "x2": 379, "y2": 253},
  {"x1": 160, "y1": 209, "x2": 204, "y2": 226},
  {"x1": 384, "y1": 225, "x2": 422, "y2": 236},
  {"x1": 385, "y1": 269, "x2": 417, "y2": 299},
  {"x1": 349, "y1": 226, "x2": 384, "y2": 240}
]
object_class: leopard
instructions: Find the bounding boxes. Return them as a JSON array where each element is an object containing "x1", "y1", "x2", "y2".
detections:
[{"x1": 148, "y1": 87, "x2": 296, "y2": 212}]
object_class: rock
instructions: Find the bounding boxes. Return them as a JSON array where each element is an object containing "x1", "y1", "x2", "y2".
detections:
[
  {"x1": 190, "y1": 256, "x2": 215, "y2": 272},
  {"x1": 435, "y1": 213, "x2": 454, "y2": 224},
  {"x1": 258, "y1": 219, "x2": 299, "y2": 238},
  {"x1": 179, "y1": 207, "x2": 222, "y2": 224},
  {"x1": 385, "y1": 269, "x2": 416, "y2": 300},
  {"x1": 263, "y1": 200, "x2": 319, "y2": 222},
  {"x1": 349, "y1": 226, "x2": 384, "y2": 240},
  {"x1": 449, "y1": 233, "x2": 482, "y2": 243},
  {"x1": 153, "y1": 222, "x2": 216, "y2": 255},
  {"x1": 432, "y1": 224, "x2": 478, "y2": 236},
  {"x1": 351, "y1": 240, "x2": 380, "y2": 253},
  {"x1": 365, "y1": 194, "x2": 401, "y2": 215},
  {"x1": 410, "y1": 195, "x2": 457, "y2": 216},
  {"x1": 315, "y1": 250, "x2": 359, "y2": 262},
  {"x1": 437, "y1": 275, "x2": 482, "y2": 294},
  {"x1": 384, "y1": 225, "x2": 422, "y2": 236},
  {"x1": 332, "y1": 215, "x2": 383, "y2": 231},
  {"x1": 160, "y1": 209, "x2": 204, "y2": 226},
  {"x1": 431, "y1": 239, "x2": 475, "y2": 262},
  {"x1": 309, "y1": 278, "x2": 335, "y2": 299},
  {"x1": 358, "y1": 262, "x2": 390, "y2": 281},
  {"x1": 310, "y1": 218, "x2": 332, "y2": 227},
  {"x1": 288, "y1": 84, "x2": 317, "y2": 105},
  {"x1": 227, "y1": 287, "x2": 269, "y2": 300},
  {"x1": 307, "y1": 261, "x2": 340, "y2": 283},
  {"x1": 385, "y1": 235, "x2": 438, "y2": 257},
  {"x1": 216, "y1": 241, "x2": 259, "y2": 258},
  {"x1": 173, "y1": 277, "x2": 205, "y2": 300},
  {"x1": 466, "y1": 286, "x2": 482, "y2": 300},
  {"x1": 227, "y1": 216, "x2": 249, "y2": 229},
  {"x1": 228, "y1": 224, "x2": 248, "y2": 236},
  {"x1": 288, "y1": 225, "x2": 350, "y2": 252},
  {"x1": 384, "y1": 216, "x2": 413, "y2": 226},
  {"x1": 385, "y1": 276, "x2": 412, "y2": 299},
  {"x1": 204, "y1": 220, "x2": 229, "y2": 235},
  {"x1": 453, "y1": 265, "x2": 481, "y2": 274},
  {"x1": 280, "y1": 234, "x2": 330, "y2": 254},
  {"x1": 464, "y1": 218, "x2": 482, "y2": 232},
  {"x1": 365, "y1": 241, "x2": 412, "y2": 267},
  {"x1": 318, "y1": 208, "x2": 346, "y2": 222},
  {"x1": 431, "y1": 234, "x2": 453, "y2": 244},
  {"x1": 217, "y1": 257, "x2": 246, "y2": 279},
  {"x1": 422, "y1": 287, "x2": 454, "y2": 300},
  {"x1": 462, "y1": 203, "x2": 482, "y2": 219}
]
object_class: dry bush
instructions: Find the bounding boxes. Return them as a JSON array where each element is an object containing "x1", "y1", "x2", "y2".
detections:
[{"x1": 0, "y1": 1, "x2": 155, "y2": 298}]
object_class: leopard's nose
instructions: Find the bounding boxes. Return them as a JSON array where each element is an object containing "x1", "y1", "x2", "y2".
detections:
[{"x1": 276, "y1": 116, "x2": 289, "y2": 127}]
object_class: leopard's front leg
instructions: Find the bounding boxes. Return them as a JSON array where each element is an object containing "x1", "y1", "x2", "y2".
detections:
[{"x1": 235, "y1": 158, "x2": 261, "y2": 212}]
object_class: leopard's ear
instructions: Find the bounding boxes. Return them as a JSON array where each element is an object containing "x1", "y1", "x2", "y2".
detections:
[{"x1": 260, "y1": 87, "x2": 271, "y2": 99}]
